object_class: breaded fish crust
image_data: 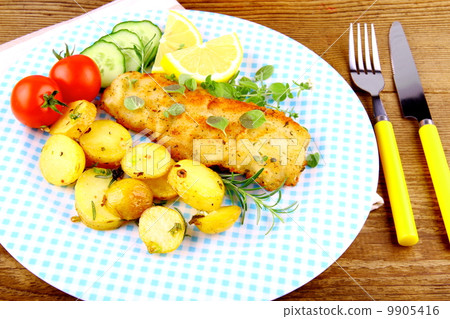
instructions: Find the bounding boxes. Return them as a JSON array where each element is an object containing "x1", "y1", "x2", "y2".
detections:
[{"x1": 100, "y1": 72, "x2": 310, "y2": 191}]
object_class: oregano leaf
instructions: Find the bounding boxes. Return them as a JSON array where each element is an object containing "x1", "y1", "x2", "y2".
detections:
[
  {"x1": 306, "y1": 152, "x2": 320, "y2": 168},
  {"x1": 206, "y1": 116, "x2": 229, "y2": 136},
  {"x1": 179, "y1": 74, "x2": 197, "y2": 91},
  {"x1": 239, "y1": 109, "x2": 266, "y2": 129},
  {"x1": 269, "y1": 82, "x2": 289, "y2": 102},
  {"x1": 164, "y1": 84, "x2": 185, "y2": 95},
  {"x1": 178, "y1": 74, "x2": 191, "y2": 86},
  {"x1": 166, "y1": 103, "x2": 185, "y2": 117},
  {"x1": 124, "y1": 96, "x2": 145, "y2": 110},
  {"x1": 255, "y1": 65, "x2": 274, "y2": 81},
  {"x1": 239, "y1": 78, "x2": 259, "y2": 90},
  {"x1": 93, "y1": 167, "x2": 112, "y2": 178},
  {"x1": 185, "y1": 78, "x2": 197, "y2": 91}
]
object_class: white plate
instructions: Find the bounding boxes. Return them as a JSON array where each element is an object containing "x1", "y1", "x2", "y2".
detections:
[{"x1": 0, "y1": 10, "x2": 378, "y2": 300}]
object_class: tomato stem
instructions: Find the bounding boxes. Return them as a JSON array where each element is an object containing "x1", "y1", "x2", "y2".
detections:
[
  {"x1": 52, "y1": 43, "x2": 75, "y2": 60},
  {"x1": 41, "y1": 90, "x2": 67, "y2": 115}
]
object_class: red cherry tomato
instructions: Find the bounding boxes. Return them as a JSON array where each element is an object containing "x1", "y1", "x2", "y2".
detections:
[
  {"x1": 10, "y1": 75, "x2": 66, "y2": 128},
  {"x1": 49, "y1": 54, "x2": 101, "y2": 103}
]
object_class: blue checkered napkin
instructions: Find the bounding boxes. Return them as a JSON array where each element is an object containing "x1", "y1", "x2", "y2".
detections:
[{"x1": 0, "y1": 10, "x2": 378, "y2": 300}]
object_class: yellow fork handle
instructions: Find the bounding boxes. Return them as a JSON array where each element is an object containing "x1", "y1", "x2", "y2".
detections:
[
  {"x1": 419, "y1": 123, "x2": 450, "y2": 242},
  {"x1": 374, "y1": 120, "x2": 418, "y2": 246}
]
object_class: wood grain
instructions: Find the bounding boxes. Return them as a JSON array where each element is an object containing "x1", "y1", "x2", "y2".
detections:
[{"x1": 1, "y1": 0, "x2": 449, "y2": 301}]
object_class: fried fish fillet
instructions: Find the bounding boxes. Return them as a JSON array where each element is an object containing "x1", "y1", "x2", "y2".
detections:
[{"x1": 100, "y1": 71, "x2": 310, "y2": 191}]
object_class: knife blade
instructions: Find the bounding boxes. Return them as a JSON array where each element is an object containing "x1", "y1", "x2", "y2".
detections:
[{"x1": 389, "y1": 21, "x2": 450, "y2": 242}]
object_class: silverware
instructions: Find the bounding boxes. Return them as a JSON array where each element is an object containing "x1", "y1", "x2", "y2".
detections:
[
  {"x1": 389, "y1": 21, "x2": 450, "y2": 242},
  {"x1": 349, "y1": 23, "x2": 418, "y2": 246}
]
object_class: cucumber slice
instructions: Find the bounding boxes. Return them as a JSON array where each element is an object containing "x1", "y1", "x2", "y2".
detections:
[
  {"x1": 112, "y1": 20, "x2": 162, "y2": 69},
  {"x1": 81, "y1": 40, "x2": 125, "y2": 88},
  {"x1": 99, "y1": 30, "x2": 143, "y2": 72}
]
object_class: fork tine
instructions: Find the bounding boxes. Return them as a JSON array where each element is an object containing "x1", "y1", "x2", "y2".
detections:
[
  {"x1": 364, "y1": 23, "x2": 372, "y2": 72},
  {"x1": 371, "y1": 24, "x2": 381, "y2": 72},
  {"x1": 349, "y1": 23, "x2": 356, "y2": 71},
  {"x1": 356, "y1": 23, "x2": 364, "y2": 72}
]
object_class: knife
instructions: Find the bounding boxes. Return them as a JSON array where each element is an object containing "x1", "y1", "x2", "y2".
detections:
[{"x1": 389, "y1": 21, "x2": 450, "y2": 242}]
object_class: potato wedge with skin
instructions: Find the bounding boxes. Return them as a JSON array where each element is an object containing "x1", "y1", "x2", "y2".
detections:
[
  {"x1": 79, "y1": 119, "x2": 132, "y2": 168},
  {"x1": 39, "y1": 134, "x2": 85, "y2": 186},
  {"x1": 140, "y1": 159, "x2": 177, "y2": 200},
  {"x1": 139, "y1": 206, "x2": 186, "y2": 254},
  {"x1": 167, "y1": 159, "x2": 225, "y2": 212},
  {"x1": 74, "y1": 168, "x2": 125, "y2": 230},
  {"x1": 190, "y1": 206, "x2": 241, "y2": 234},
  {"x1": 49, "y1": 100, "x2": 97, "y2": 139},
  {"x1": 105, "y1": 178, "x2": 153, "y2": 220},
  {"x1": 121, "y1": 143, "x2": 172, "y2": 179}
]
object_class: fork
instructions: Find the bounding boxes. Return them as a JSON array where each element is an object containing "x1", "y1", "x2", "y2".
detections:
[{"x1": 349, "y1": 23, "x2": 418, "y2": 246}]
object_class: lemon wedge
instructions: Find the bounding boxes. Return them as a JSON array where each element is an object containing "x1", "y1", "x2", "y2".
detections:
[
  {"x1": 152, "y1": 10, "x2": 202, "y2": 73},
  {"x1": 160, "y1": 32, "x2": 243, "y2": 82}
]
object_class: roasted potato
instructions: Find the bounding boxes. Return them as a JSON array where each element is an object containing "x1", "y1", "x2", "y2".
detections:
[
  {"x1": 121, "y1": 142, "x2": 172, "y2": 179},
  {"x1": 39, "y1": 134, "x2": 85, "y2": 186},
  {"x1": 140, "y1": 159, "x2": 178, "y2": 200},
  {"x1": 139, "y1": 206, "x2": 186, "y2": 254},
  {"x1": 167, "y1": 160, "x2": 225, "y2": 212},
  {"x1": 79, "y1": 119, "x2": 132, "y2": 168},
  {"x1": 49, "y1": 100, "x2": 97, "y2": 139},
  {"x1": 74, "y1": 168, "x2": 125, "y2": 230},
  {"x1": 189, "y1": 206, "x2": 241, "y2": 234},
  {"x1": 105, "y1": 178, "x2": 153, "y2": 220}
]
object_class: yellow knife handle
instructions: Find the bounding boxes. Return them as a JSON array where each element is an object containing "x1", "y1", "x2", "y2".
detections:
[
  {"x1": 374, "y1": 120, "x2": 419, "y2": 246},
  {"x1": 419, "y1": 123, "x2": 450, "y2": 242}
]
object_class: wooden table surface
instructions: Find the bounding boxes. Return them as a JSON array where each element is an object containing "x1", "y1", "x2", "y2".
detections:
[{"x1": 1, "y1": 0, "x2": 449, "y2": 301}]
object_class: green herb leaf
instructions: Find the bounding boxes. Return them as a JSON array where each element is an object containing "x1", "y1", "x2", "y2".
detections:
[
  {"x1": 245, "y1": 95, "x2": 266, "y2": 106},
  {"x1": 201, "y1": 76, "x2": 235, "y2": 98},
  {"x1": 169, "y1": 222, "x2": 182, "y2": 236},
  {"x1": 178, "y1": 74, "x2": 197, "y2": 91},
  {"x1": 164, "y1": 84, "x2": 186, "y2": 95},
  {"x1": 213, "y1": 82, "x2": 236, "y2": 99},
  {"x1": 178, "y1": 74, "x2": 191, "y2": 86},
  {"x1": 164, "y1": 74, "x2": 177, "y2": 81},
  {"x1": 228, "y1": 71, "x2": 240, "y2": 83},
  {"x1": 93, "y1": 167, "x2": 112, "y2": 179},
  {"x1": 217, "y1": 82, "x2": 236, "y2": 99},
  {"x1": 124, "y1": 96, "x2": 145, "y2": 110},
  {"x1": 126, "y1": 77, "x2": 138, "y2": 89},
  {"x1": 91, "y1": 201, "x2": 97, "y2": 221},
  {"x1": 165, "y1": 103, "x2": 185, "y2": 117},
  {"x1": 69, "y1": 112, "x2": 81, "y2": 120},
  {"x1": 185, "y1": 78, "x2": 197, "y2": 91},
  {"x1": 239, "y1": 109, "x2": 266, "y2": 129},
  {"x1": 253, "y1": 155, "x2": 268, "y2": 164},
  {"x1": 255, "y1": 65, "x2": 274, "y2": 81},
  {"x1": 201, "y1": 65, "x2": 312, "y2": 120},
  {"x1": 269, "y1": 82, "x2": 289, "y2": 102},
  {"x1": 239, "y1": 77, "x2": 259, "y2": 90},
  {"x1": 201, "y1": 75, "x2": 217, "y2": 93},
  {"x1": 306, "y1": 152, "x2": 320, "y2": 168},
  {"x1": 206, "y1": 116, "x2": 229, "y2": 136}
]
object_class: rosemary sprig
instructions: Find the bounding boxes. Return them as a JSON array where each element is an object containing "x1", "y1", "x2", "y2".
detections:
[{"x1": 220, "y1": 168, "x2": 298, "y2": 234}]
